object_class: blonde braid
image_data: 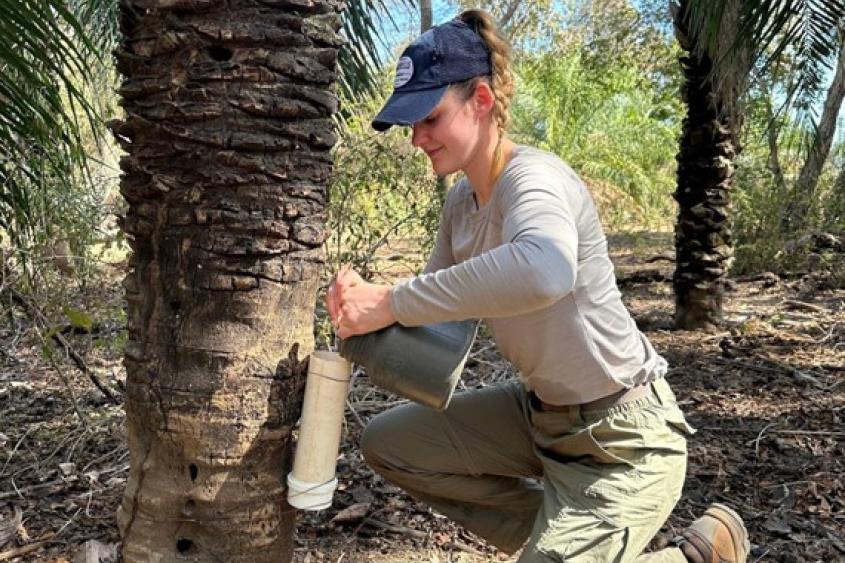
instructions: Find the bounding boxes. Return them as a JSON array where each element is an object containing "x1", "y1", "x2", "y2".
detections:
[{"x1": 458, "y1": 9, "x2": 515, "y2": 181}]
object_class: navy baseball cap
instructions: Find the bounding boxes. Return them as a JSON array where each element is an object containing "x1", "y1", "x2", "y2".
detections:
[{"x1": 372, "y1": 18, "x2": 491, "y2": 131}]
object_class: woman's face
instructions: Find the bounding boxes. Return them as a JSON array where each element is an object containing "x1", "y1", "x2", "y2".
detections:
[{"x1": 410, "y1": 86, "x2": 490, "y2": 176}]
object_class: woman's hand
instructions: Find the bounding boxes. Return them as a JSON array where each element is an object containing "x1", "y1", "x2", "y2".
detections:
[{"x1": 326, "y1": 265, "x2": 397, "y2": 339}]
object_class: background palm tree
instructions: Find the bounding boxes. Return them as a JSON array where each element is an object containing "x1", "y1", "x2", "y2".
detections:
[
  {"x1": 671, "y1": 0, "x2": 747, "y2": 330},
  {"x1": 2, "y1": 0, "x2": 411, "y2": 561},
  {"x1": 671, "y1": 0, "x2": 845, "y2": 329}
]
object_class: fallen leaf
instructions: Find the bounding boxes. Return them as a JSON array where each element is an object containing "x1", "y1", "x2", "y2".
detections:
[
  {"x1": 350, "y1": 485, "x2": 375, "y2": 504},
  {"x1": 105, "y1": 477, "x2": 126, "y2": 488},
  {"x1": 331, "y1": 502, "x2": 370, "y2": 524},
  {"x1": 71, "y1": 539, "x2": 118, "y2": 563},
  {"x1": 434, "y1": 532, "x2": 451, "y2": 546},
  {"x1": 0, "y1": 506, "x2": 22, "y2": 548},
  {"x1": 764, "y1": 514, "x2": 793, "y2": 536},
  {"x1": 58, "y1": 462, "x2": 76, "y2": 476}
]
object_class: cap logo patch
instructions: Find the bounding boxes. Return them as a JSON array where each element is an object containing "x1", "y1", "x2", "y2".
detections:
[{"x1": 394, "y1": 56, "x2": 414, "y2": 88}]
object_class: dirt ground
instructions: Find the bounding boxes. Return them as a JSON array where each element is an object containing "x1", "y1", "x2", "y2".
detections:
[{"x1": 0, "y1": 232, "x2": 842, "y2": 562}]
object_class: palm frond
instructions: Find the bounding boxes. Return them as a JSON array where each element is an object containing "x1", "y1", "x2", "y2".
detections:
[
  {"x1": 0, "y1": 0, "x2": 119, "y2": 251},
  {"x1": 682, "y1": 0, "x2": 845, "y2": 132},
  {"x1": 339, "y1": 0, "x2": 417, "y2": 104}
]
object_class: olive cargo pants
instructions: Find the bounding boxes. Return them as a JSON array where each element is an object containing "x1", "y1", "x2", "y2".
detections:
[{"x1": 361, "y1": 378, "x2": 693, "y2": 562}]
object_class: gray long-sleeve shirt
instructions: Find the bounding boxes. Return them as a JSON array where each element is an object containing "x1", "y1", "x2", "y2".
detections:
[{"x1": 390, "y1": 145, "x2": 668, "y2": 405}]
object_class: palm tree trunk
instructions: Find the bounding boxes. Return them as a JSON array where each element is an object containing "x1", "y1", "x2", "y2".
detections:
[
  {"x1": 418, "y1": 0, "x2": 452, "y2": 203},
  {"x1": 420, "y1": 0, "x2": 432, "y2": 33},
  {"x1": 111, "y1": 0, "x2": 341, "y2": 561},
  {"x1": 672, "y1": 1, "x2": 741, "y2": 330}
]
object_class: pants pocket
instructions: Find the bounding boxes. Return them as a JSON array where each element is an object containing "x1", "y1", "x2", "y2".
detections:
[
  {"x1": 580, "y1": 471, "x2": 663, "y2": 525},
  {"x1": 548, "y1": 412, "x2": 687, "y2": 527},
  {"x1": 665, "y1": 408, "x2": 697, "y2": 437}
]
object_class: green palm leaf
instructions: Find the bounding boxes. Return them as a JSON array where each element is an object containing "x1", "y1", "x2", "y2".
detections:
[
  {"x1": 339, "y1": 0, "x2": 416, "y2": 103},
  {"x1": 0, "y1": 0, "x2": 412, "y2": 253},
  {"x1": 0, "y1": 0, "x2": 116, "y2": 250},
  {"x1": 681, "y1": 0, "x2": 845, "y2": 129}
]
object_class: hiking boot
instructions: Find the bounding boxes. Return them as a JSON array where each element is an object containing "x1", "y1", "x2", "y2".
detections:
[{"x1": 674, "y1": 503, "x2": 750, "y2": 563}]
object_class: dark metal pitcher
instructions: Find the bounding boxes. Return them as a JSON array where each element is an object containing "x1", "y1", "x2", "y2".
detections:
[{"x1": 339, "y1": 320, "x2": 480, "y2": 410}]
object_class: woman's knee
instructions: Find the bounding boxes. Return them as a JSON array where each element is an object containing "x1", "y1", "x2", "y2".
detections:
[
  {"x1": 360, "y1": 411, "x2": 390, "y2": 468},
  {"x1": 361, "y1": 402, "x2": 448, "y2": 476},
  {"x1": 360, "y1": 405, "x2": 416, "y2": 471}
]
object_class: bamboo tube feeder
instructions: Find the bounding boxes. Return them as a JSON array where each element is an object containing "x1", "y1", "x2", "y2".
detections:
[{"x1": 287, "y1": 351, "x2": 351, "y2": 510}]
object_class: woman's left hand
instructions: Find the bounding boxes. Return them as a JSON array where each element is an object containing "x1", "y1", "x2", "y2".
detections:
[{"x1": 326, "y1": 265, "x2": 397, "y2": 339}]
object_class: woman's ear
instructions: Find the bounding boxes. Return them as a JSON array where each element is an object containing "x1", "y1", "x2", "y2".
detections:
[{"x1": 472, "y1": 82, "x2": 496, "y2": 117}]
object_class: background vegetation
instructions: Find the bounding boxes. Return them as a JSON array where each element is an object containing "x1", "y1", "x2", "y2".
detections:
[{"x1": 2, "y1": 0, "x2": 844, "y2": 329}]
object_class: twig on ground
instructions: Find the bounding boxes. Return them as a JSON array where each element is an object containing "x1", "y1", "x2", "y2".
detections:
[
  {"x1": 55, "y1": 507, "x2": 81, "y2": 537},
  {"x1": 645, "y1": 253, "x2": 675, "y2": 263},
  {"x1": 814, "y1": 322, "x2": 841, "y2": 344},
  {"x1": 65, "y1": 425, "x2": 92, "y2": 463},
  {"x1": 781, "y1": 299, "x2": 826, "y2": 313},
  {"x1": 362, "y1": 517, "x2": 428, "y2": 540},
  {"x1": 769, "y1": 430, "x2": 845, "y2": 436},
  {"x1": 617, "y1": 271, "x2": 671, "y2": 286},
  {"x1": 701, "y1": 427, "x2": 845, "y2": 437},
  {"x1": 8, "y1": 288, "x2": 119, "y2": 405},
  {"x1": 470, "y1": 342, "x2": 497, "y2": 359},
  {"x1": 0, "y1": 426, "x2": 33, "y2": 480},
  {"x1": 9, "y1": 479, "x2": 21, "y2": 502},
  {"x1": 346, "y1": 399, "x2": 366, "y2": 429},
  {"x1": 0, "y1": 476, "x2": 79, "y2": 501},
  {"x1": 11, "y1": 422, "x2": 85, "y2": 482},
  {"x1": 446, "y1": 539, "x2": 484, "y2": 557},
  {"x1": 761, "y1": 480, "x2": 813, "y2": 488},
  {"x1": 711, "y1": 356, "x2": 826, "y2": 387},
  {"x1": 347, "y1": 399, "x2": 408, "y2": 411},
  {"x1": 0, "y1": 533, "x2": 55, "y2": 561},
  {"x1": 81, "y1": 444, "x2": 126, "y2": 473},
  {"x1": 39, "y1": 331, "x2": 89, "y2": 427},
  {"x1": 751, "y1": 423, "x2": 779, "y2": 456}
]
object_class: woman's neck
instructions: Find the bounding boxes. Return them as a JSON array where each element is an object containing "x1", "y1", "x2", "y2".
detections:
[{"x1": 463, "y1": 131, "x2": 516, "y2": 208}]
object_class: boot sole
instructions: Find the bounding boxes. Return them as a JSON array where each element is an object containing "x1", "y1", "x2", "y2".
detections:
[{"x1": 705, "y1": 503, "x2": 751, "y2": 562}]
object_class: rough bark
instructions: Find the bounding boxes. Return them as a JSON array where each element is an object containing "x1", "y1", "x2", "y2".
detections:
[
  {"x1": 499, "y1": 0, "x2": 522, "y2": 32},
  {"x1": 672, "y1": 1, "x2": 743, "y2": 331},
  {"x1": 111, "y1": 0, "x2": 341, "y2": 561}
]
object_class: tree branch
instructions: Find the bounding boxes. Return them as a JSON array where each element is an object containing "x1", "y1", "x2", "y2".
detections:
[
  {"x1": 419, "y1": 0, "x2": 432, "y2": 34},
  {"x1": 8, "y1": 288, "x2": 120, "y2": 405},
  {"x1": 795, "y1": 37, "x2": 845, "y2": 200},
  {"x1": 499, "y1": 0, "x2": 522, "y2": 33},
  {"x1": 756, "y1": 71, "x2": 787, "y2": 193}
]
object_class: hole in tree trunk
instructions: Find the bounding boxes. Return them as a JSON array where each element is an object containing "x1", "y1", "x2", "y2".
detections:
[
  {"x1": 207, "y1": 45, "x2": 232, "y2": 61},
  {"x1": 189, "y1": 463, "x2": 198, "y2": 481},
  {"x1": 184, "y1": 499, "x2": 196, "y2": 515},
  {"x1": 176, "y1": 538, "x2": 194, "y2": 553}
]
